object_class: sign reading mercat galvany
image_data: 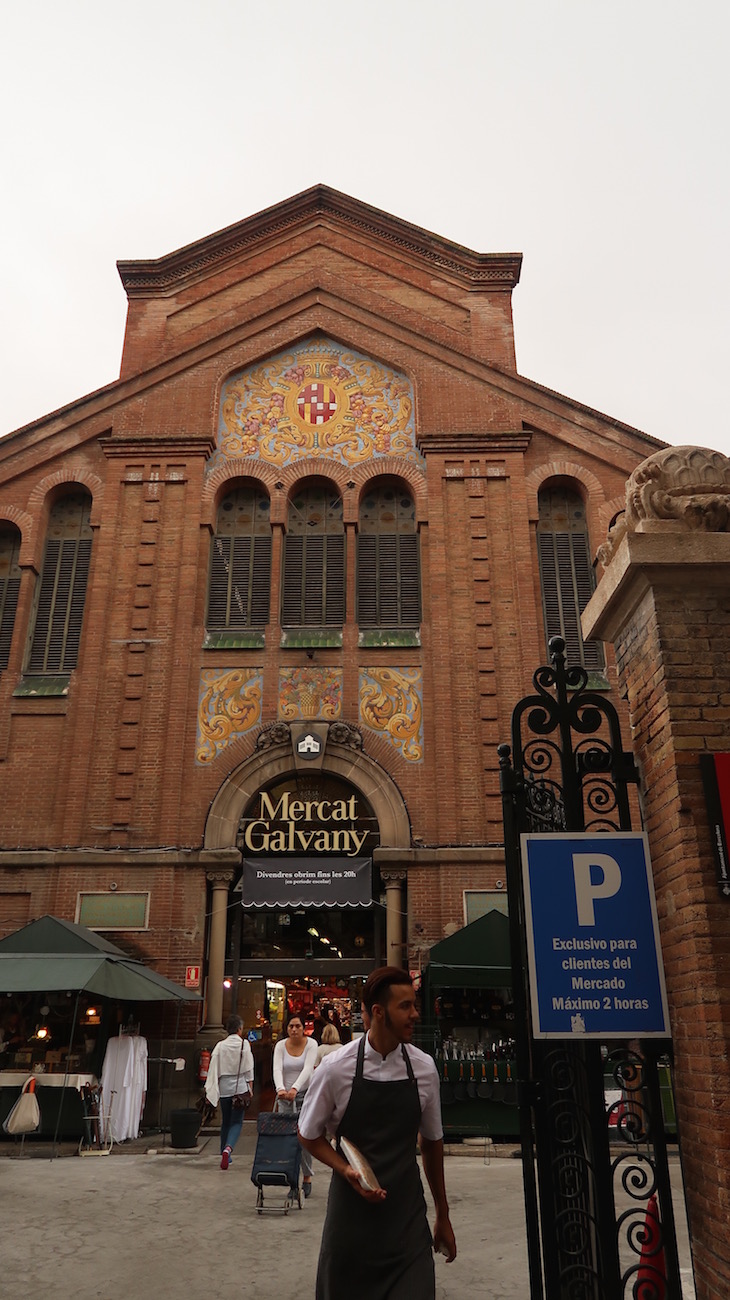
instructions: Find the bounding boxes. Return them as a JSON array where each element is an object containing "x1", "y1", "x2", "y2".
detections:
[{"x1": 241, "y1": 789, "x2": 369, "y2": 857}]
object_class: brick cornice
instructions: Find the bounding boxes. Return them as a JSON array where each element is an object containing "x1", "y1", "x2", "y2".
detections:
[
  {"x1": 417, "y1": 430, "x2": 531, "y2": 456},
  {"x1": 117, "y1": 185, "x2": 523, "y2": 297},
  {"x1": 99, "y1": 433, "x2": 216, "y2": 459}
]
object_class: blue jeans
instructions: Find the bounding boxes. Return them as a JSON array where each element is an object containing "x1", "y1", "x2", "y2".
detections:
[{"x1": 219, "y1": 1095, "x2": 245, "y2": 1155}]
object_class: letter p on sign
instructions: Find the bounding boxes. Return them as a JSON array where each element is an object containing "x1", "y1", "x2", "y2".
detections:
[{"x1": 572, "y1": 853, "x2": 622, "y2": 926}]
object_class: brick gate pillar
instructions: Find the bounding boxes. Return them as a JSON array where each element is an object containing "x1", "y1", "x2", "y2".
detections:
[{"x1": 582, "y1": 445, "x2": 730, "y2": 1300}]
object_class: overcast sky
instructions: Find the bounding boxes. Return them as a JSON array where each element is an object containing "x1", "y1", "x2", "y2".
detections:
[{"x1": 2, "y1": 1, "x2": 728, "y2": 457}]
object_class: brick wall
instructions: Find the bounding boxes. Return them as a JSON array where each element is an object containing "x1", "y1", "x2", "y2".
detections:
[{"x1": 584, "y1": 507, "x2": 730, "y2": 1300}]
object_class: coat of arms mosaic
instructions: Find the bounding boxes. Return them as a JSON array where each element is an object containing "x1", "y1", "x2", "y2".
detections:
[{"x1": 217, "y1": 337, "x2": 421, "y2": 469}]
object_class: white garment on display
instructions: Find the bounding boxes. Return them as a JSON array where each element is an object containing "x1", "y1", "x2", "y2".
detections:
[{"x1": 100, "y1": 1034, "x2": 148, "y2": 1141}]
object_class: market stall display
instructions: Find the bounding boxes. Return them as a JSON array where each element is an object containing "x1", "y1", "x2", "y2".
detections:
[{"x1": 0, "y1": 915, "x2": 198, "y2": 1149}]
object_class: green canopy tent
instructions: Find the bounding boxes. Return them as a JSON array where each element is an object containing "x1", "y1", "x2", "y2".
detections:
[
  {"x1": 0, "y1": 916, "x2": 201, "y2": 1001},
  {"x1": 0, "y1": 916, "x2": 199, "y2": 1150},
  {"x1": 424, "y1": 908, "x2": 512, "y2": 988}
]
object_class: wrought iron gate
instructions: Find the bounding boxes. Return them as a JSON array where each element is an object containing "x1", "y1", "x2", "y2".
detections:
[{"x1": 498, "y1": 637, "x2": 683, "y2": 1299}]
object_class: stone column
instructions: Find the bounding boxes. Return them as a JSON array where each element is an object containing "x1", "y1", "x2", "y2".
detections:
[
  {"x1": 381, "y1": 869, "x2": 407, "y2": 969},
  {"x1": 203, "y1": 870, "x2": 234, "y2": 1030},
  {"x1": 582, "y1": 445, "x2": 730, "y2": 1300}
]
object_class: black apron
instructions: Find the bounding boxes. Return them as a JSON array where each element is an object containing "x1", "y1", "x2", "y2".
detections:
[{"x1": 316, "y1": 1035, "x2": 434, "y2": 1300}]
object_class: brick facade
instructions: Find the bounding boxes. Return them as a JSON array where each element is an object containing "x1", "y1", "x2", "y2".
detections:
[
  {"x1": 583, "y1": 448, "x2": 730, "y2": 1299},
  {"x1": 0, "y1": 187, "x2": 660, "y2": 1019}
]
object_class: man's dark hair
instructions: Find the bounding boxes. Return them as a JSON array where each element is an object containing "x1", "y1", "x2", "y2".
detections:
[
  {"x1": 226, "y1": 1014, "x2": 243, "y2": 1034},
  {"x1": 362, "y1": 967, "x2": 413, "y2": 1016}
]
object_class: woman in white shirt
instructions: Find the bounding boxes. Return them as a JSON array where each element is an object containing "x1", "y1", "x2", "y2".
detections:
[
  {"x1": 205, "y1": 1014, "x2": 254, "y2": 1171},
  {"x1": 273, "y1": 1014, "x2": 318, "y2": 1196}
]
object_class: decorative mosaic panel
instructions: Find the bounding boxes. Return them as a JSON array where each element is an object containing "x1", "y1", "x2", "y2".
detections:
[
  {"x1": 359, "y1": 667, "x2": 423, "y2": 763},
  {"x1": 196, "y1": 668, "x2": 263, "y2": 764},
  {"x1": 278, "y1": 667, "x2": 343, "y2": 721},
  {"x1": 217, "y1": 337, "x2": 421, "y2": 469}
]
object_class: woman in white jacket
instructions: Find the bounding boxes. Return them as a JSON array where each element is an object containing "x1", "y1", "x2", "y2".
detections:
[
  {"x1": 273, "y1": 1014, "x2": 318, "y2": 1196},
  {"x1": 205, "y1": 1014, "x2": 254, "y2": 1171}
]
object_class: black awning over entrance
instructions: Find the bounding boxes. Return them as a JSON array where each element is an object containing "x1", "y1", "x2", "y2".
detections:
[
  {"x1": 235, "y1": 958, "x2": 375, "y2": 980},
  {"x1": 425, "y1": 909, "x2": 511, "y2": 988}
]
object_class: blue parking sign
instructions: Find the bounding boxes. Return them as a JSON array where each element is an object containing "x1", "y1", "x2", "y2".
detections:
[{"x1": 521, "y1": 833, "x2": 670, "y2": 1039}]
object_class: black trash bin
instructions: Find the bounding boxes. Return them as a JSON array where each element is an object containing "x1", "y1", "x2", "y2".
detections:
[{"x1": 169, "y1": 1108, "x2": 200, "y2": 1149}]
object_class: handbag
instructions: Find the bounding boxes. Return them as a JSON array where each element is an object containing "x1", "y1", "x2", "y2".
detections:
[
  {"x1": 231, "y1": 1039, "x2": 251, "y2": 1111},
  {"x1": 195, "y1": 1093, "x2": 217, "y2": 1127},
  {"x1": 3, "y1": 1077, "x2": 41, "y2": 1135}
]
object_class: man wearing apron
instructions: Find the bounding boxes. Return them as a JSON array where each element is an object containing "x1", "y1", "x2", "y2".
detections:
[{"x1": 298, "y1": 967, "x2": 456, "y2": 1299}]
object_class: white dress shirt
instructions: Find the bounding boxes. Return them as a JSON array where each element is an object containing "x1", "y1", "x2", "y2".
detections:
[{"x1": 297, "y1": 1034, "x2": 443, "y2": 1142}]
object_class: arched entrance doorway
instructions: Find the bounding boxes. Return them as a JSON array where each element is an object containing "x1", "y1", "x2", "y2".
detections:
[{"x1": 202, "y1": 722, "x2": 411, "y2": 1041}]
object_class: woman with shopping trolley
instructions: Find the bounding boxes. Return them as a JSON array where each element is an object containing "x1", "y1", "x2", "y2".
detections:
[{"x1": 273, "y1": 1013, "x2": 318, "y2": 1197}]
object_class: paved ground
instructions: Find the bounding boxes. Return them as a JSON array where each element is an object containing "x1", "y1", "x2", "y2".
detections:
[{"x1": 1, "y1": 1129, "x2": 695, "y2": 1299}]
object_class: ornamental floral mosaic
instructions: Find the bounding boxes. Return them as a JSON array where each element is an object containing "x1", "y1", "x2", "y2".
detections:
[
  {"x1": 196, "y1": 668, "x2": 263, "y2": 764},
  {"x1": 278, "y1": 668, "x2": 342, "y2": 721},
  {"x1": 359, "y1": 667, "x2": 423, "y2": 763},
  {"x1": 217, "y1": 337, "x2": 421, "y2": 469}
]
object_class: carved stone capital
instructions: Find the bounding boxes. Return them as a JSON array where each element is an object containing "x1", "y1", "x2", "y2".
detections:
[
  {"x1": 206, "y1": 870, "x2": 235, "y2": 887},
  {"x1": 598, "y1": 445, "x2": 730, "y2": 566},
  {"x1": 380, "y1": 868, "x2": 407, "y2": 885}
]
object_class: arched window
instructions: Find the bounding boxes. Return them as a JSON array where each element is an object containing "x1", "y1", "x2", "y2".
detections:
[
  {"x1": 357, "y1": 479, "x2": 420, "y2": 628},
  {"x1": 207, "y1": 484, "x2": 271, "y2": 631},
  {"x1": 0, "y1": 526, "x2": 21, "y2": 670},
  {"x1": 537, "y1": 484, "x2": 604, "y2": 672},
  {"x1": 281, "y1": 481, "x2": 345, "y2": 627},
  {"x1": 28, "y1": 492, "x2": 92, "y2": 673}
]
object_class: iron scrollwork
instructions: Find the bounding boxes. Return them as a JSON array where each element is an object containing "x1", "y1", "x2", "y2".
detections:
[{"x1": 500, "y1": 637, "x2": 681, "y2": 1299}]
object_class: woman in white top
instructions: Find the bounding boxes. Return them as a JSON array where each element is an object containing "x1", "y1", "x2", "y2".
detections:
[
  {"x1": 205, "y1": 1014, "x2": 254, "y2": 1171},
  {"x1": 273, "y1": 1014, "x2": 318, "y2": 1195},
  {"x1": 315, "y1": 1022, "x2": 342, "y2": 1066}
]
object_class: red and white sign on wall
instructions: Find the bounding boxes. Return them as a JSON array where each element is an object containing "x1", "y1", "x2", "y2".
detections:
[
  {"x1": 700, "y1": 754, "x2": 730, "y2": 897},
  {"x1": 185, "y1": 965, "x2": 201, "y2": 988}
]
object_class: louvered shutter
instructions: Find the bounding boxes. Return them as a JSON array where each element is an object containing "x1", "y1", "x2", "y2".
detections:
[
  {"x1": 398, "y1": 534, "x2": 421, "y2": 626},
  {"x1": 208, "y1": 533, "x2": 271, "y2": 630},
  {"x1": 250, "y1": 535, "x2": 272, "y2": 626},
  {"x1": 28, "y1": 536, "x2": 91, "y2": 672},
  {"x1": 281, "y1": 535, "x2": 304, "y2": 626},
  {"x1": 228, "y1": 536, "x2": 253, "y2": 628},
  {"x1": 554, "y1": 533, "x2": 582, "y2": 665},
  {"x1": 302, "y1": 536, "x2": 324, "y2": 624},
  {"x1": 208, "y1": 537, "x2": 233, "y2": 628},
  {"x1": 376, "y1": 535, "x2": 399, "y2": 625},
  {"x1": 324, "y1": 535, "x2": 345, "y2": 625},
  {"x1": 62, "y1": 538, "x2": 91, "y2": 669},
  {"x1": 0, "y1": 576, "x2": 20, "y2": 670},
  {"x1": 538, "y1": 531, "x2": 603, "y2": 672},
  {"x1": 357, "y1": 536, "x2": 377, "y2": 626},
  {"x1": 570, "y1": 534, "x2": 603, "y2": 669},
  {"x1": 538, "y1": 534, "x2": 562, "y2": 642}
]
